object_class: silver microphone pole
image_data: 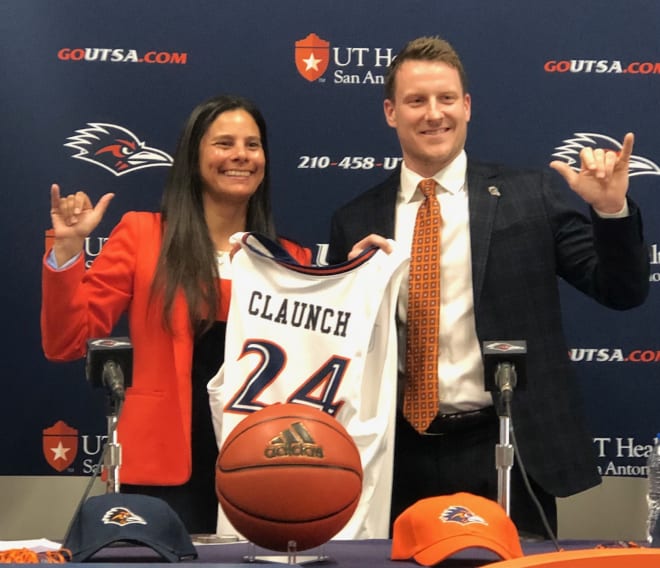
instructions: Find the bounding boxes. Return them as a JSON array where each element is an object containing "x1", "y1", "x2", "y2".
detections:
[{"x1": 494, "y1": 362, "x2": 516, "y2": 515}]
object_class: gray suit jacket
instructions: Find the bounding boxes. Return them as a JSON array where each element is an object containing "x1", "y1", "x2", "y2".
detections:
[{"x1": 327, "y1": 160, "x2": 649, "y2": 497}]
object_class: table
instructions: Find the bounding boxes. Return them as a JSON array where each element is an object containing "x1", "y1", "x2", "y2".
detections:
[{"x1": 42, "y1": 538, "x2": 660, "y2": 567}]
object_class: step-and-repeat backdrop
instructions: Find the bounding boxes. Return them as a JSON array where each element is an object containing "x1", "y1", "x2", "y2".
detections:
[{"x1": 1, "y1": 1, "x2": 659, "y2": 489}]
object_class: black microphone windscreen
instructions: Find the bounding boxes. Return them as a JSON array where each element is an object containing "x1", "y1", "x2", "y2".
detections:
[
  {"x1": 482, "y1": 340, "x2": 527, "y2": 392},
  {"x1": 86, "y1": 337, "x2": 133, "y2": 389}
]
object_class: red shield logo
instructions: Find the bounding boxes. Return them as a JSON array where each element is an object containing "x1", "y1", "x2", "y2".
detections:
[
  {"x1": 43, "y1": 420, "x2": 78, "y2": 472},
  {"x1": 295, "y1": 33, "x2": 330, "y2": 82}
]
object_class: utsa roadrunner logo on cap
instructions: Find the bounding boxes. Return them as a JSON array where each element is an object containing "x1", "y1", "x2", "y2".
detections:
[
  {"x1": 65, "y1": 123, "x2": 173, "y2": 176},
  {"x1": 441, "y1": 505, "x2": 487, "y2": 526},
  {"x1": 295, "y1": 33, "x2": 330, "y2": 82},
  {"x1": 265, "y1": 421, "x2": 324, "y2": 458},
  {"x1": 42, "y1": 420, "x2": 78, "y2": 472},
  {"x1": 102, "y1": 507, "x2": 147, "y2": 527},
  {"x1": 553, "y1": 133, "x2": 660, "y2": 177}
]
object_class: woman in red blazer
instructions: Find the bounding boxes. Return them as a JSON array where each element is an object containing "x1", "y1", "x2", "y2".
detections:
[{"x1": 41, "y1": 94, "x2": 311, "y2": 533}]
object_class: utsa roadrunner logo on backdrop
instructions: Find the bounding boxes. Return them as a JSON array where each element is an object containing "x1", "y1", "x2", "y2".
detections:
[
  {"x1": 102, "y1": 507, "x2": 147, "y2": 526},
  {"x1": 43, "y1": 420, "x2": 78, "y2": 472},
  {"x1": 295, "y1": 33, "x2": 330, "y2": 82},
  {"x1": 265, "y1": 421, "x2": 324, "y2": 458},
  {"x1": 440, "y1": 505, "x2": 488, "y2": 526},
  {"x1": 65, "y1": 123, "x2": 173, "y2": 176},
  {"x1": 552, "y1": 133, "x2": 660, "y2": 177}
]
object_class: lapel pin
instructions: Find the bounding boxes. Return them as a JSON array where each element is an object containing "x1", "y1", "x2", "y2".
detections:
[{"x1": 488, "y1": 185, "x2": 501, "y2": 197}]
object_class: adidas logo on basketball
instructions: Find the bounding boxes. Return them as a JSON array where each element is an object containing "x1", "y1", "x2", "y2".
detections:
[{"x1": 265, "y1": 421, "x2": 324, "y2": 459}]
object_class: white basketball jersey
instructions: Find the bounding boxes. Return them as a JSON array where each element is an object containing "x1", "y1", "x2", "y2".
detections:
[{"x1": 208, "y1": 232, "x2": 409, "y2": 541}]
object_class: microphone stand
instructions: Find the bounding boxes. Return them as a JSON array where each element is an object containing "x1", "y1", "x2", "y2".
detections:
[
  {"x1": 103, "y1": 363, "x2": 124, "y2": 494},
  {"x1": 105, "y1": 413, "x2": 121, "y2": 493},
  {"x1": 494, "y1": 363, "x2": 516, "y2": 515},
  {"x1": 495, "y1": 406, "x2": 513, "y2": 515}
]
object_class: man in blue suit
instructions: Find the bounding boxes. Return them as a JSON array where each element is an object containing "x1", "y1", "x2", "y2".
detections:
[{"x1": 327, "y1": 36, "x2": 649, "y2": 538}]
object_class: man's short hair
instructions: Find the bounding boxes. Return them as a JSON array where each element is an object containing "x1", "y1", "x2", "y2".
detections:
[{"x1": 384, "y1": 36, "x2": 468, "y2": 100}]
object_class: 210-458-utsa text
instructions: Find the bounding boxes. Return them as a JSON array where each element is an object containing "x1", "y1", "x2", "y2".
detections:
[{"x1": 297, "y1": 156, "x2": 403, "y2": 170}]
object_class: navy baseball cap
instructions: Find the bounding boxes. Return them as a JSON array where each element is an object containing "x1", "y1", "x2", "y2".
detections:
[{"x1": 63, "y1": 493, "x2": 198, "y2": 562}]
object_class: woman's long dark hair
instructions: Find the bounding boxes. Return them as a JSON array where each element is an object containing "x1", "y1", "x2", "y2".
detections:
[{"x1": 150, "y1": 94, "x2": 277, "y2": 336}]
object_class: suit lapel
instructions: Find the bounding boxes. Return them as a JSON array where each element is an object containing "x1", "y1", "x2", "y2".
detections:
[
  {"x1": 374, "y1": 170, "x2": 399, "y2": 238},
  {"x1": 467, "y1": 161, "x2": 501, "y2": 311}
]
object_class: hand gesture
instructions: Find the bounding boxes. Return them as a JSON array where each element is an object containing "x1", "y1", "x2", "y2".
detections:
[
  {"x1": 347, "y1": 234, "x2": 392, "y2": 260},
  {"x1": 549, "y1": 132, "x2": 634, "y2": 214},
  {"x1": 49, "y1": 183, "x2": 114, "y2": 265}
]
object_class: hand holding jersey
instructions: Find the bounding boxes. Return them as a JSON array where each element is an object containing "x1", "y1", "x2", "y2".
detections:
[{"x1": 208, "y1": 232, "x2": 409, "y2": 540}]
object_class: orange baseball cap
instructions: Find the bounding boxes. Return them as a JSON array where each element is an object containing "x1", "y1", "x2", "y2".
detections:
[{"x1": 391, "y1": 493, "x2": 524, "y2": 565}]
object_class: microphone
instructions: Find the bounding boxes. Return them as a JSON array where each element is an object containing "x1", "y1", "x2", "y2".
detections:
[
  {"x1": 85, "y1": 337, "x2": 133, "y2": 402},
  {"x1": 482, "y1": 340, "x2": 527, "y2": 400},
  {"x1": 102, "y1": 360, "x2": 126, "y2": 402},
  {"x1": 494, "y1": 362, "x2": 516, "y2": 403}
]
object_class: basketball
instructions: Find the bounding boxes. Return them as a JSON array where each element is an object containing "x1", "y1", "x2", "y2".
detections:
[{"x1": 215, "y1": 402, "x2": 363, "y2": 552}]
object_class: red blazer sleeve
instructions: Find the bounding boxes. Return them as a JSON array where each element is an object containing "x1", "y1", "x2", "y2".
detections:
[{"x1": 41, "y1": 213, "x2": 146, "y2": 361}]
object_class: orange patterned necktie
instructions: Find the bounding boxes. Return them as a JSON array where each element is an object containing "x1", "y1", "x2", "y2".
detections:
[{"x1": 403, "y1": 178, "x2": 442, "y2": 433}]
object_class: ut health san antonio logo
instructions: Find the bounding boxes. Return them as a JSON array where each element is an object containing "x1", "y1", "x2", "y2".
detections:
[
  {"x1": 552, "y1": 133, "x2": 660, "y2": 177},
  {"x1": 65, "y1": 123, "x2": 173, "y2": 176},
  {"x1": 295, "y1": 33, "x2": 330, "y2": 82},
  {"x1": 43, "y1": 420, "x2": 78, "y2": 472}
]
